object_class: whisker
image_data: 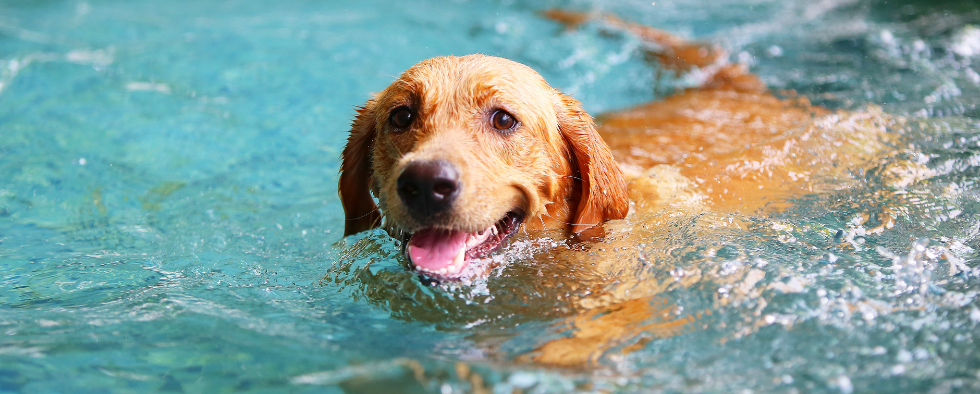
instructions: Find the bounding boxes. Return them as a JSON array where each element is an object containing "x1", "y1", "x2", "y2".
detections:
[
  {"x1": 346, "y1": 207, "x2": 382, "y2": 221},
  {"x1": 557, "y1": 174, "x2": 584, "y2": 182}
]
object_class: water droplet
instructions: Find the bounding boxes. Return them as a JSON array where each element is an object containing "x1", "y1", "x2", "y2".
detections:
[{"x1": 835, "y1": 375, "x2": 853, "y2": 394}]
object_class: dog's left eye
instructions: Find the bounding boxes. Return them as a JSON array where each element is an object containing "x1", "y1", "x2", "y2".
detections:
[
  {"x1": 490, "y1": 109, "x2": 517, "y2": 131},
  {"x1": 389, "y1": 106, "x2": 414, "y2": 129}
]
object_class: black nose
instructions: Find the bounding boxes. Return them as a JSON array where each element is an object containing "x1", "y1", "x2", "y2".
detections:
[{"x1": 397, "y1": 160, "x2": 460, "y2": 218}]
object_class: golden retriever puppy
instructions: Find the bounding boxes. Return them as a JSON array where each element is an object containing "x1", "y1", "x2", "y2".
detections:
[
  {"x1": 339, "y1": 12, "x2": 892, "y2": 280},
  {"x1": 337, "y1": 10, "x2": 901, "y2": 366}
]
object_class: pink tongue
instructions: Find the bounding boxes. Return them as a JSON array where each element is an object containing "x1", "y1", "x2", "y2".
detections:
[{"x1": 407, "y1": 228, "x2": 468, "y2": 271}]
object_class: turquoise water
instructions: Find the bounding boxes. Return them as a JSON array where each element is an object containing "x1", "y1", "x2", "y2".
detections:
[{"x1": 2, "y1": 0, "x2": 980, "y2": 392}]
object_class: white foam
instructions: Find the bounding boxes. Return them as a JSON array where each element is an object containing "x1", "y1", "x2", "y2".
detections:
[
  {"x1": 951, "y1": 25, "x2": 980, "y2": 57},
  {"x1": 125, "y1": 82, "x2": 172, "y2": 94}
]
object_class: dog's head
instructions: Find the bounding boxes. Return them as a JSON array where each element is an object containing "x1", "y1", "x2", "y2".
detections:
[{"x1": 339, "y1": 55, "x2": 627, "y2": 279}]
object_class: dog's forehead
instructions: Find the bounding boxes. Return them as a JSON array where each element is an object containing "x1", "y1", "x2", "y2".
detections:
[{"x1": 392, "y1": 55, "x2": 556, "y2": 117}]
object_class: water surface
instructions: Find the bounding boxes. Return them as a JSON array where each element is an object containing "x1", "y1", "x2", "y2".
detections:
[{"x1": 2, "y1": 0, "x2": 980, "y2": 392}]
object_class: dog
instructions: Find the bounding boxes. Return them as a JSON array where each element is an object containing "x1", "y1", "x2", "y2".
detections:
[{"x1": 337, "y1": 10, "x2": 901, "y2": 366}]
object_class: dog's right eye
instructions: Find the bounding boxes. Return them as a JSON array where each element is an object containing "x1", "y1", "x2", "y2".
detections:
[
  {"x1": 389, "y1": 107, "x2": 414, "y2": 129},
  {"x1": 490, "y1": 109, "x2": 517, "y2": 131}
]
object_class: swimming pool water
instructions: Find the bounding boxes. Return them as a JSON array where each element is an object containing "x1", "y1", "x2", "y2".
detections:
[{"x1": 2, "y1": 0, "x2": 980, "y2": 392}]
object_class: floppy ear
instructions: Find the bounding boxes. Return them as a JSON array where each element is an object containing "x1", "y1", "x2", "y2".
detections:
[
  {"x1": 339, "y1": 99, "x2": 383, "y2": 236},
  {"x1": 554, "y1": 92, "x2": 629, "y2": 233}
]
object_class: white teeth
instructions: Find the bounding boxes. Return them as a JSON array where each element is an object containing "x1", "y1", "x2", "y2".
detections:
[
  {"x1": 454, "y1": 247, "x2": 465, "y2": 267},
  {"x1": 465, "y1": 226, "x2": 495, "y2": 249}
]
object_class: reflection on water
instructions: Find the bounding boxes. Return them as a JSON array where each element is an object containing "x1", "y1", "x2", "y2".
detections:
[{"x1": 1, "y1": 0, "x2": 979, "y2": 392}]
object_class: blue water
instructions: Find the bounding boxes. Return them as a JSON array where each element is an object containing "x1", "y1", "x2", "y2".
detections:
[{"x1": 2, "y1": 0, "x2": 980, "y2": 392}]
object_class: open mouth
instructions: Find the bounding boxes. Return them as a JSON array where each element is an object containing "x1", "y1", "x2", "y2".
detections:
[{"x1": 405, "y1": 210, "x2": 524, "y2": 279}]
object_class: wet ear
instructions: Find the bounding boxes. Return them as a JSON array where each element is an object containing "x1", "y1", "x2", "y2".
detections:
[
  {"x1": 339, "y1": 98, "x2": 383, "y2": 236},
  {"x1": 554, "y1": 92, "x2": 629, "y2": 233}
]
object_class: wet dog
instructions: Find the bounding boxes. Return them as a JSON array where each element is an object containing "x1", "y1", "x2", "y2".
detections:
[
  {"x1": 337, "y1": 10, "x2": 900, "y2": 365},
  {"x1": 339, "y1": 10, "x2": 892, "y2": 280}
]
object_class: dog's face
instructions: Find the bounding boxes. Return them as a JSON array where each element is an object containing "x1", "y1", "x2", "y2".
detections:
[{"x1": 339, "y1": 55, "x2": 628, "y2": 279}]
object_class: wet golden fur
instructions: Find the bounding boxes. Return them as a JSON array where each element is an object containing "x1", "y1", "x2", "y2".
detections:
[
  {"x1": 339, "y1": 55, "x2": 629, "y2": 238},
  {"x1": 339, "y1": 10, "x2": 899, "y2": 367}
]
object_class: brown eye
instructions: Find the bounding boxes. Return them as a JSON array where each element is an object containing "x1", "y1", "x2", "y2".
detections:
[
  {"x1": 389, "y1": 106, "x2": 414, "y2": 129},
  {"x1": 490, "y1": 109, "x2": 517, "y2": 131}
]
